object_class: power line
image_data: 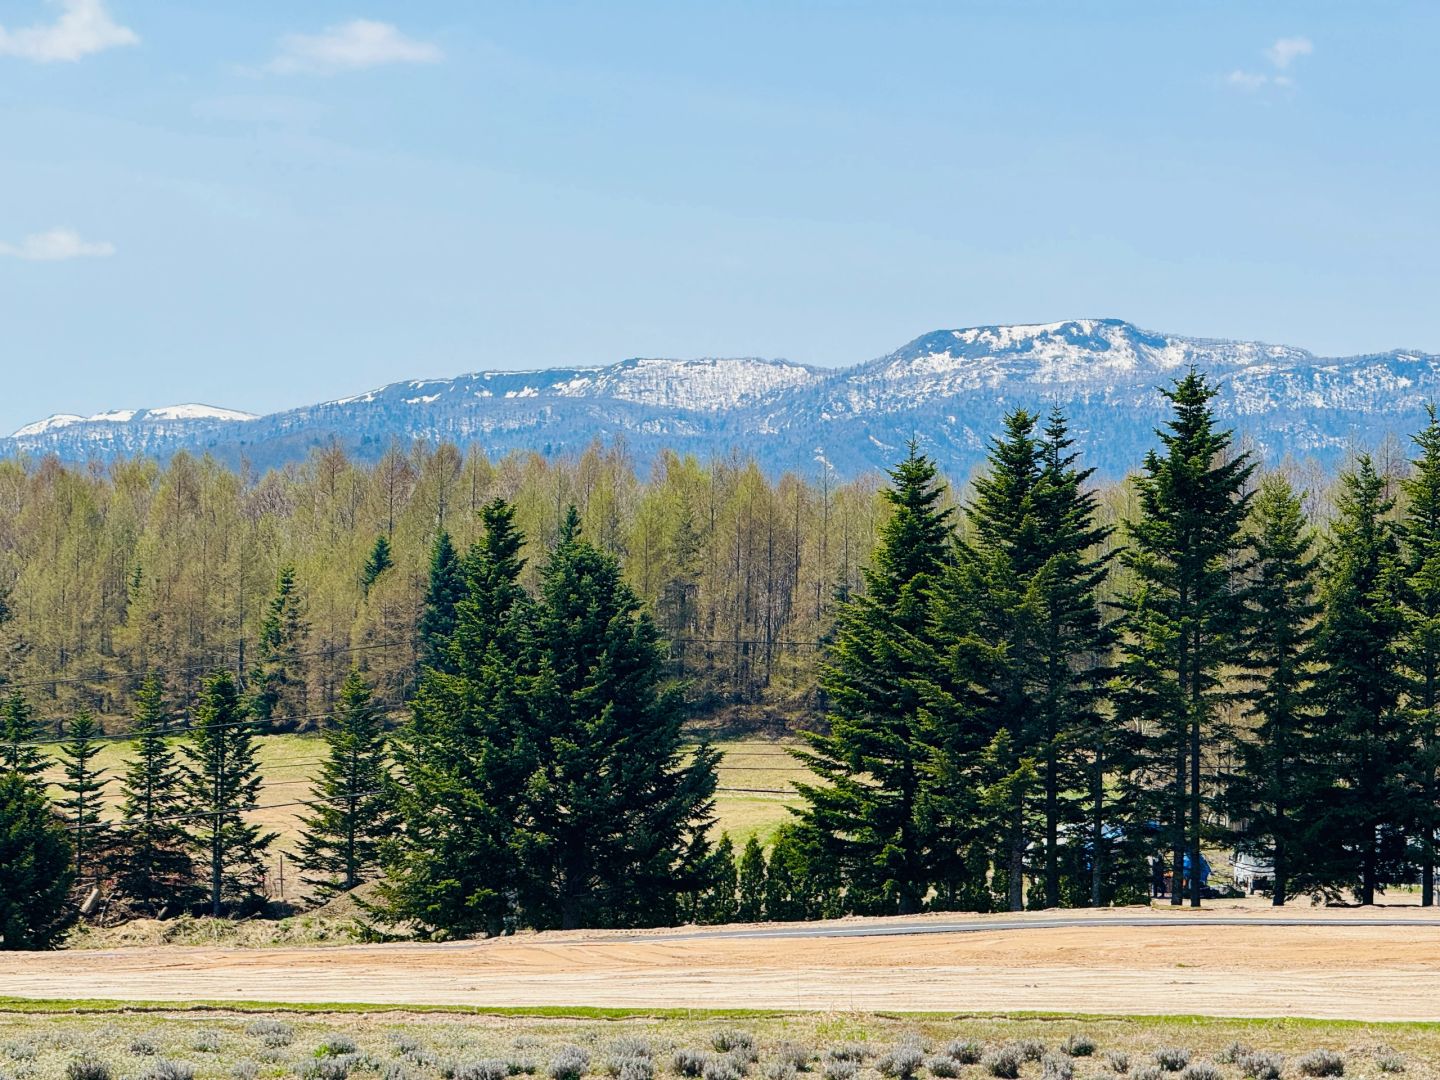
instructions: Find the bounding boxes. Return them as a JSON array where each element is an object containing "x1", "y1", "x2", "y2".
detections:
[
  {"x1": 67, "y1": 789, "x2": 387, "y2": 832},
  {"x1": 24, "y1": 705, "x2": 408, "y2": 751}
]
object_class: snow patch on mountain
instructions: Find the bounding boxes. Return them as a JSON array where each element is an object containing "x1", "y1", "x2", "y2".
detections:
[{"x1": 6, "y1": 320, "x2": 1439, "y2": 478}]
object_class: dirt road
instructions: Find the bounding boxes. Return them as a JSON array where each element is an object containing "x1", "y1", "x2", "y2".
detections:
[{"x1": 4, "y1": 905, "x2": 1439, "y2": 1021}]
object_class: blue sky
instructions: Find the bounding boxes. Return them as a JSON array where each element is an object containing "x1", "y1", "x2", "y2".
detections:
[{"x1": 1, "y1": 1, "x2": 1437, "y2": 433}]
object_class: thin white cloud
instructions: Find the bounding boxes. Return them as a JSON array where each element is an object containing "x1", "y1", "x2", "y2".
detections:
[
  {"x1": 268, "y1": 19, "x2": 441, "y2": 74},
  {"x1": 1228, "y1": 35, "x2": 1313, "y2": 92},
  {"x1": 0, "y1": 228, "x2": 115, "y2": 261},
  {"x1": 1266, "y1": 36, "x2": 1313, "y2": 70},
  {"x1": 0, "y1": 0, "x2": 137, "y2": 63}
]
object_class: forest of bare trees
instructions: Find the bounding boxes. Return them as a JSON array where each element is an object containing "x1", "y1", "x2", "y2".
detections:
[{"x1": 0, "y1": 441, "x2": 898, "y2": 732}]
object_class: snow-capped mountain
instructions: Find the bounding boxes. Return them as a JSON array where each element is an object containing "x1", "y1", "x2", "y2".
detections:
[{"x1": 5, "y1": 320, "x2": 1437, "y2": 478}]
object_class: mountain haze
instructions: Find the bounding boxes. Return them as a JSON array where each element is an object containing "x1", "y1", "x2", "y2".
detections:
[{"x1": 7, "y1": 319, "x2": 1436, "y2": 478}]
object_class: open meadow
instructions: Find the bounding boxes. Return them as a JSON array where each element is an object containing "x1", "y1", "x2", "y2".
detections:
[
  {"x1": 0, "y1": 1003, "x2": 1437, "y2": 1080},
  {"x1": 40, "y1": 733, "x2": 805, "y2": 869}
]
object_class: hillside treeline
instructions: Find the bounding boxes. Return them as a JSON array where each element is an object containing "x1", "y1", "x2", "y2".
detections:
[
  {"x1": 6, "y1": 367, "x2": 1440, "y2": 942},
  {"x1": 0, "y1": 441, "x2": 889, "y2": 730}
]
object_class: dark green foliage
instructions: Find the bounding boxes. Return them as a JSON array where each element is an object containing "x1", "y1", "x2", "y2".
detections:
[
  {"x1": 0, "y1": 691, "x2": 47, "y2": 778},
  {"x1": 692, "y1": 832, "x2": 738, "y2": 925},
  {"x1": 933, "y1": 409, "x2": 1115, "y2": 910},
  {"x1": 113, "y1": 676, "x2": 194, "y2": 915},
  {"x1": 0, "y1": 770, "x2": 74, "y2": 948},
  {"x1": 1228, "y1": 475, "x2": 1322, "y2": 904},
  {"x1": 418, "y1": 530, "x2": 466, "y2": 674},
  {"x1": 56, "y1": 709, "x2": 108, "y2": 882},
  {"x1": 524, "y1": 506, "x2": 719, "y2": 929},
  {"x1": 763, "y1": 823, "x2": 819, "y2": 921},
  {"x1": 361, "y1": 535, "x2": 395, "y2": 596},
  {"x1": 295, "y1": 670, "x2": 397, "y2": 898},
  {"x1": 795, "y1": 444, "x2": 956, "y2": 915},
  {"x1": 382, "y1": 499, "x2": 534, "y2": 937},
  {"x1": 1400, "y1": 406, "x2": 1440, "y2": 905},
  {"x1": 181, "y1": 671, "x2": 277, "y2": 916},
  {"x1": 1113, "y1": 370, "x2": 1254, "y2": 907},
  {"x1": 251, "y1": 564, "x2": 310, "y2": 729},
  {"x1": 737, "y1": 836, "x2": 766, "y2": 921},
  {"x1": 1312, "y1": 456, "x2": 1410, "y2": 905}
]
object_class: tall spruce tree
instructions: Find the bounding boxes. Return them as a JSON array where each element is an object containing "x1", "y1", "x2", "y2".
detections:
[
  {"x1": 56, "y1": 709, "x2": 108, "y2": 883},
  {"x1": 1401, "y1": 407, "x2": 1440, "y2": 906},
  {"x1": 295, "y1": 669, "x2": 396, "y2": 898},
  {"x1": 1114, "y1": 369, "x2": 1254, "y2": 907},
  {"x1": 935, "y1": 409, "x2": 1115, "y2": 909},
  {"x1": 182, "y1": 670, "x2": 276, "y2": 916},
  {"x1": 251, "y1": 564, "x2": 309, "y2": 729},
  {"x1": 1313, "y1": 456, "x2": 1409, "y2": 904},
  {"x1": 0, "y1": 771, "x2": 75, "y2": 949},
  {"x1": 1034, "y1": 410, "x2": 1117, "y2": 907},
  {"x1": 113, "y1": 676, "x2": 194, "y2": 915},
  {"x1": 0, "y1": 691, "x2": 47, "y2": 778},
  {"x1": 525, "y1": 506, "x2": 719, "y2": 930},
  {"x1": 795, "y1": 445, "x2": 956, "y2": 915},
  {"x1": 382, "y1": 500, "x2": 534, "y2": 937},
  {"x1": 417, "y1": 530, "x2": 466, "y2": 674},
  {"x1": 1228, "y1": 475, "x2": 1321, "y2": 905},
  {"x1": 944, "y1": 411, "x2": 1047, "y2": 910}
]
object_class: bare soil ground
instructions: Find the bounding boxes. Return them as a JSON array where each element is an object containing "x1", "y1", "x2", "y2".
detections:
[{"x1": 5, "y1": 902, "x2": 1440, "y2": 1021}]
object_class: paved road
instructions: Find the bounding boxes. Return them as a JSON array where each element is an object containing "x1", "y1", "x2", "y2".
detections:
[{"x1": 643, "y1": 912, "x2": 1440, "y2": 942}]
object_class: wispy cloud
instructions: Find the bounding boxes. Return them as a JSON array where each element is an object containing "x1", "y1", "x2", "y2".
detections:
[
  {"x1": 1228, "y1": 35, "x2": 1313, "y2": 92},
  {"x1": 0, "y1": 228, "x2": 115, "y2": 261},
  {"x1": 0, "y1": 0, "x2": 137, "y2": 63},
  {"x1": 1266, "y1": 36, "x2": 1313, "y2": 71},
  {"x1": 267, "y1": 19, "x2": 441, "y2": 74}
]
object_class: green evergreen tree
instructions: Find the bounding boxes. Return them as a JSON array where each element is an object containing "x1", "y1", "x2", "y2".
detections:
[
  {"x1": 932, "y1": 409, "x2": 1115, "y2": 910},
  {"x1": 525, "y1": 506, "x2": 720, "y2": 930},
  {"x1": 1113, "y1": 369, "x2": 1254, "y2": 907},
  {"x1": 1227, "y1": 475, "x2": 1322, "y2": 905},
  {"x1": 0, "y1": 691, "x2": 47, "y2": 778},
  {"x1": 56, "y1": 709, "x2": 108, "y2": 883},
  {"x1": 181, "y1": 671, "x2": 276, "y2": 916},
  {"x1": 0, "y1": 771, "x2": 75, "y2": 949},
  {"x1": 382, "y1": 500, "x2": 534, "y2": 937},
  {"x1": 361, "y1": 534, "x2": 395, "y2": 597},
  {"x1": 295, "y1": 670, "x2": 396, "y2": 898},
  {"x1": 1034, "y1": 410, "x2": 1118, "y2": 907},
  {"x1": 764, "y1": 822, "x2": 820, "y2": 921},
  {"x1": 946, "y1": 411, "x2": 1046, "y2": 910},
  {"x1": 1400, "y1": 406, "x2": 1440, "y2": 906},
  {"x1": 1313, "y1": 456, "x2": 1409, "y2": 905},
  {"x1": 113, "y1": 676, "x2": 194, "y2": 915},
  {"x1": 737, "y1": 835, "x2": 766, "y2": 921},
  {"x1": 418, "y1": 530, "x2": 466, "y2": 674},
  {"x1": 251, "y1": 564, "x2": 310, "y2": 728},
  {"x1": 795, "y1": 445, "x2": 956, "y2": 915},
  {"x1": 694, "y1": 832, "x2": 738, "y2": 925}
]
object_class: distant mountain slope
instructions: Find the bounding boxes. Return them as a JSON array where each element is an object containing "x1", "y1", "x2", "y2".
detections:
[{"x1": 6, "y1": 320, "x2": 1437, "y2": 478}]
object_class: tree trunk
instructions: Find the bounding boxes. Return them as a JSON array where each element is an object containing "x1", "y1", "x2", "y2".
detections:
[
  {"x1": 1044, "y1": 712, "x2": 1060, "y2": 908},
  {"x1": 1008, "y1": 807, "x2": 1025, "y2": 912},
  {"x1": 1171, "y1": 745, "x2": 1185, "y2": 907},
  {"x1": 1189, "y1": 709, "x2": 1202, "y2": 908},
  {"x1": 1090, "y1": 742, "x2": 1104, "y2": 908}
]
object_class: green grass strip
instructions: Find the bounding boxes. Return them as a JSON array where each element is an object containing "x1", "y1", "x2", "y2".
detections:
[{"x1": 0, "y1": 997, "x2": 1435, "y2": 1031}]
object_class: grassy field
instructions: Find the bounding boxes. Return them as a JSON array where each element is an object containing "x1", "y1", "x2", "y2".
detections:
[
  {"x1": 0, "y1": 1003, "x2": 1434, "y2": 1080},
  {"x1": 40, "y1": 733, "x2": 806, "y2": 864}
]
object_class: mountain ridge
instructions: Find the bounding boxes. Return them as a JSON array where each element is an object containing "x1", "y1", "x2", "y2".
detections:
[{"x1": 6, "y1": 319, "x2": 1437, "y2": 478}]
